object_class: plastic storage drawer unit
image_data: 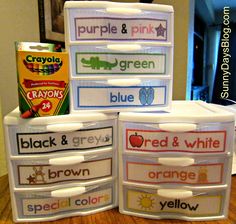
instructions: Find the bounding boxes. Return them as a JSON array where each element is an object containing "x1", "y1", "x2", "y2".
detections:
[
  {"x1": 4, "y1": 108, "x2": 117, "y2": 156},
  {"x1": 68, "y1": 44, "x2": 172, "y2": 79},
  {"x1": 119, "y1": 101, "x2": 234, "y2": 156},
  {"x1": 13, "y1": 180, "x2": 117, "y2": 222},
  {"x1": 118, "y1": 101, "x2": 235, "y2": 221},
  {"x1": 65, "y1": 1, "x2": 174, "y2": 113},
  {"x1": 121, "y1": 184, "x2": 229, "y2": 221},
  {"x1": 4, "y1": 108, "x2": 118, "y2": 222},
  {"x1": 70, "y1": 78, "x2": 171, "y2": 112},
  {"x1": 123, "y1": 154, "x2": 231, "y2": 188},
  {"x1": 11, "y1": 150, "x2": 116, "y2": 191},
  {"x1": 64, "y1": 1, "x2": 173, "y2": 43}
]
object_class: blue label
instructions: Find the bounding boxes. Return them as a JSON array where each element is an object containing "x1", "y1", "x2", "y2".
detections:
[{"x1": 75, "y1": 86, "x2": 167, "y2": 108}]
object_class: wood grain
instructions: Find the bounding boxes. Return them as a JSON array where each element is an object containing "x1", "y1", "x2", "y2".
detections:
[{"x1": 0, "y1": 175, "x2": 235, "y2": 224}]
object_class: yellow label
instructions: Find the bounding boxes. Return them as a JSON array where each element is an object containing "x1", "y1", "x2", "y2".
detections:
[
  {"x1": 127, "y1": 190, "x2": 222, "y2": 216},
  {"x1": 17, "y1": 50, "x2": 69, "y2": 118}
]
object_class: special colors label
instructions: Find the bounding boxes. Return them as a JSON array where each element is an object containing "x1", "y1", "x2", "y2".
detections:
[
  {"x1": 18, "y1": 158, "x2": 112, "y2": 185},
  {"x1": 76, "y1": 86, "x2": 167, "y2": 108},
  {"x1": 16, "y1": 43, "x2": 69, "y2": 118},
  {"x1": 22, "y1": 187, "x2": 112, "y2": 215},
  {"x1": 16, "y1": 126, "x2": 113, "y2": 154},
  {"x1": 75, "y1": 52, "x2": 166, "y2": 75},
  {"x1": 126, "y1": 129, "x2": 226, "y2": 153},
  {"x1": 72, "y1": 17, "x2": 168, "y2": 41},
  {"x1": 126, "y1": 162, "x2": 224, "y2": 185},
  {"x1": 127, "y1": 189, "x2": 222, "y2": 216}
]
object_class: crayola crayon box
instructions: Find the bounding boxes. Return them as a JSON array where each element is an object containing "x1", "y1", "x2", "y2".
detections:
[{"x1": 15, "y1": 42, "x2": 69, "y2": 118}]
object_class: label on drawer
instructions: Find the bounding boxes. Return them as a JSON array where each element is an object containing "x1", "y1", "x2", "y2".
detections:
[
  {"x1": 75, "y1": 52, "x2": 166, "y2": 75},
  {"x1": 18, "y1": 158, "x2": 112, "y2": 185},
  {"x1": 126, "y1": 162, "x2": 223, "y2": 185},
  {"x1": 127, "y1": 190, "x2": 222, "y2": 216},
  {"x1": 22, "y1": 187, "x2": 112, "y2": 216},
  {"x1": 17, "y1": 126, "x2": 113, "y2": 154},
  {"x1": 76, "y1": 86, "x2": 166, "y2": 108},
  {"x1": 73, "y1": 17, "x2": 167, "y2": 41},
  {"x1": 126, "y1": 129, "x2": 226, "y2": 153}
]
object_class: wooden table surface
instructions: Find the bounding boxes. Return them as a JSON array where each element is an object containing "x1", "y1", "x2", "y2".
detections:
[{"x1": 0, "y1": 174, "x2": 236, "y2": 224}]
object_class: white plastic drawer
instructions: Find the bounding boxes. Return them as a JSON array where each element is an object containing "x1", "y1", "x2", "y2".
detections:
[
  {"x1": 120, "y1": 121, "x2": 234, "y2": 155},
  {"x1": 12, "y1": 181, "x2": 117, "y2": 222},
  {"x1": 120, "y1": 184, "x2": 229, "y2": 221},
  {"x1": 69, "y1": 44, "x2": 173, "y2": 78},
  {"x1": 70, "y1": 78, "x2": 171, "y2": 112},
  {"x1": 64, "y1": 1, "x2": 173, "y2": 43},
  {"x1": 4, "y1": 113, "x2": 117, "y2": 156},
  {"x1": 122, "y1": 154, "x2": 231, "y2": 187},
  {"x1": 10, "y1": 151, "x2": 116, "y2": 190}
]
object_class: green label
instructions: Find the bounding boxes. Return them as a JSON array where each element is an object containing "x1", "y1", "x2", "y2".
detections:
[{"x1": 75, "y1": 52, "x2": 166, "y2": 75}]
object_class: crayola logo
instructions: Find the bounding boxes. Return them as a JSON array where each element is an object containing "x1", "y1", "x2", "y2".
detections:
[
  {"x1": 26, "y1": 55, "x2": 61, "y2": 64},
  {"x1": 23, "y1": 55, "x2": 63, "y2": 75}
]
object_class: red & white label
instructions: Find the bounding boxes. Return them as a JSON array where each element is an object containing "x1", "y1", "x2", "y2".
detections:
[{"x1": 126, "y1": 129, "x2": 226, "y2": 153}]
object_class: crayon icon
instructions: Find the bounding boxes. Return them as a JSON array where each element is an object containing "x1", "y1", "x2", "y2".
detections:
[
  {"x1": 34, "y1": 63, "x2": 39, "y2": 74},
  {"x1": 39, "y1": 64, "x2": 44, "y2": 76},
  {"x1": 43, "y1": 65, "x2": 49, "y2": 75},
  {"x1": 21, "y1": 103, "x2": 42, "y2": 118}
]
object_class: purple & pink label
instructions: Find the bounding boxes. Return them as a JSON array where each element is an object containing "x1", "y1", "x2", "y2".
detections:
[{"x1": 73, "y1": 17, "x2": 168, "y2": 41}]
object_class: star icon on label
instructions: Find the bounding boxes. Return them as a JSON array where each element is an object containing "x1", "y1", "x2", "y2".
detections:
[
  {"x1": 155, "y1": 24, "x2": 166, "y2": 37},
  {"x1": 27, "y1": 175, "x2": 36, "y2": 184}
]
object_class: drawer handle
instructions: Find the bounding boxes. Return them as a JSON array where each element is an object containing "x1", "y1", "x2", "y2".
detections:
[
  {"x1": 106, "y1": 7, "x2": 141, "y2": 14},
  {"x1": 157, "y1": 157, "x2": 195, "y2": 166},
  {"x1": 107, "y1": 78, "x2": 141, "y2": 86},
  {"x1": 107, "y1": 44, "x2": 141, "y2": 51},
  {"x1": 157, "y1": 189, "x2": 193, "y2": 199},
  {"x1": 51, "y1": 186, "x2": 86, "y2": 198},
  {"x1": 49, "y1": 156, "x2": 85, "y2": 166},
  {"x1": 46, "y1": 123, "x2": 84, "y2": 132},
  {"x1": 158, "y1": 123, "x2": 197, "y2": 132}
]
